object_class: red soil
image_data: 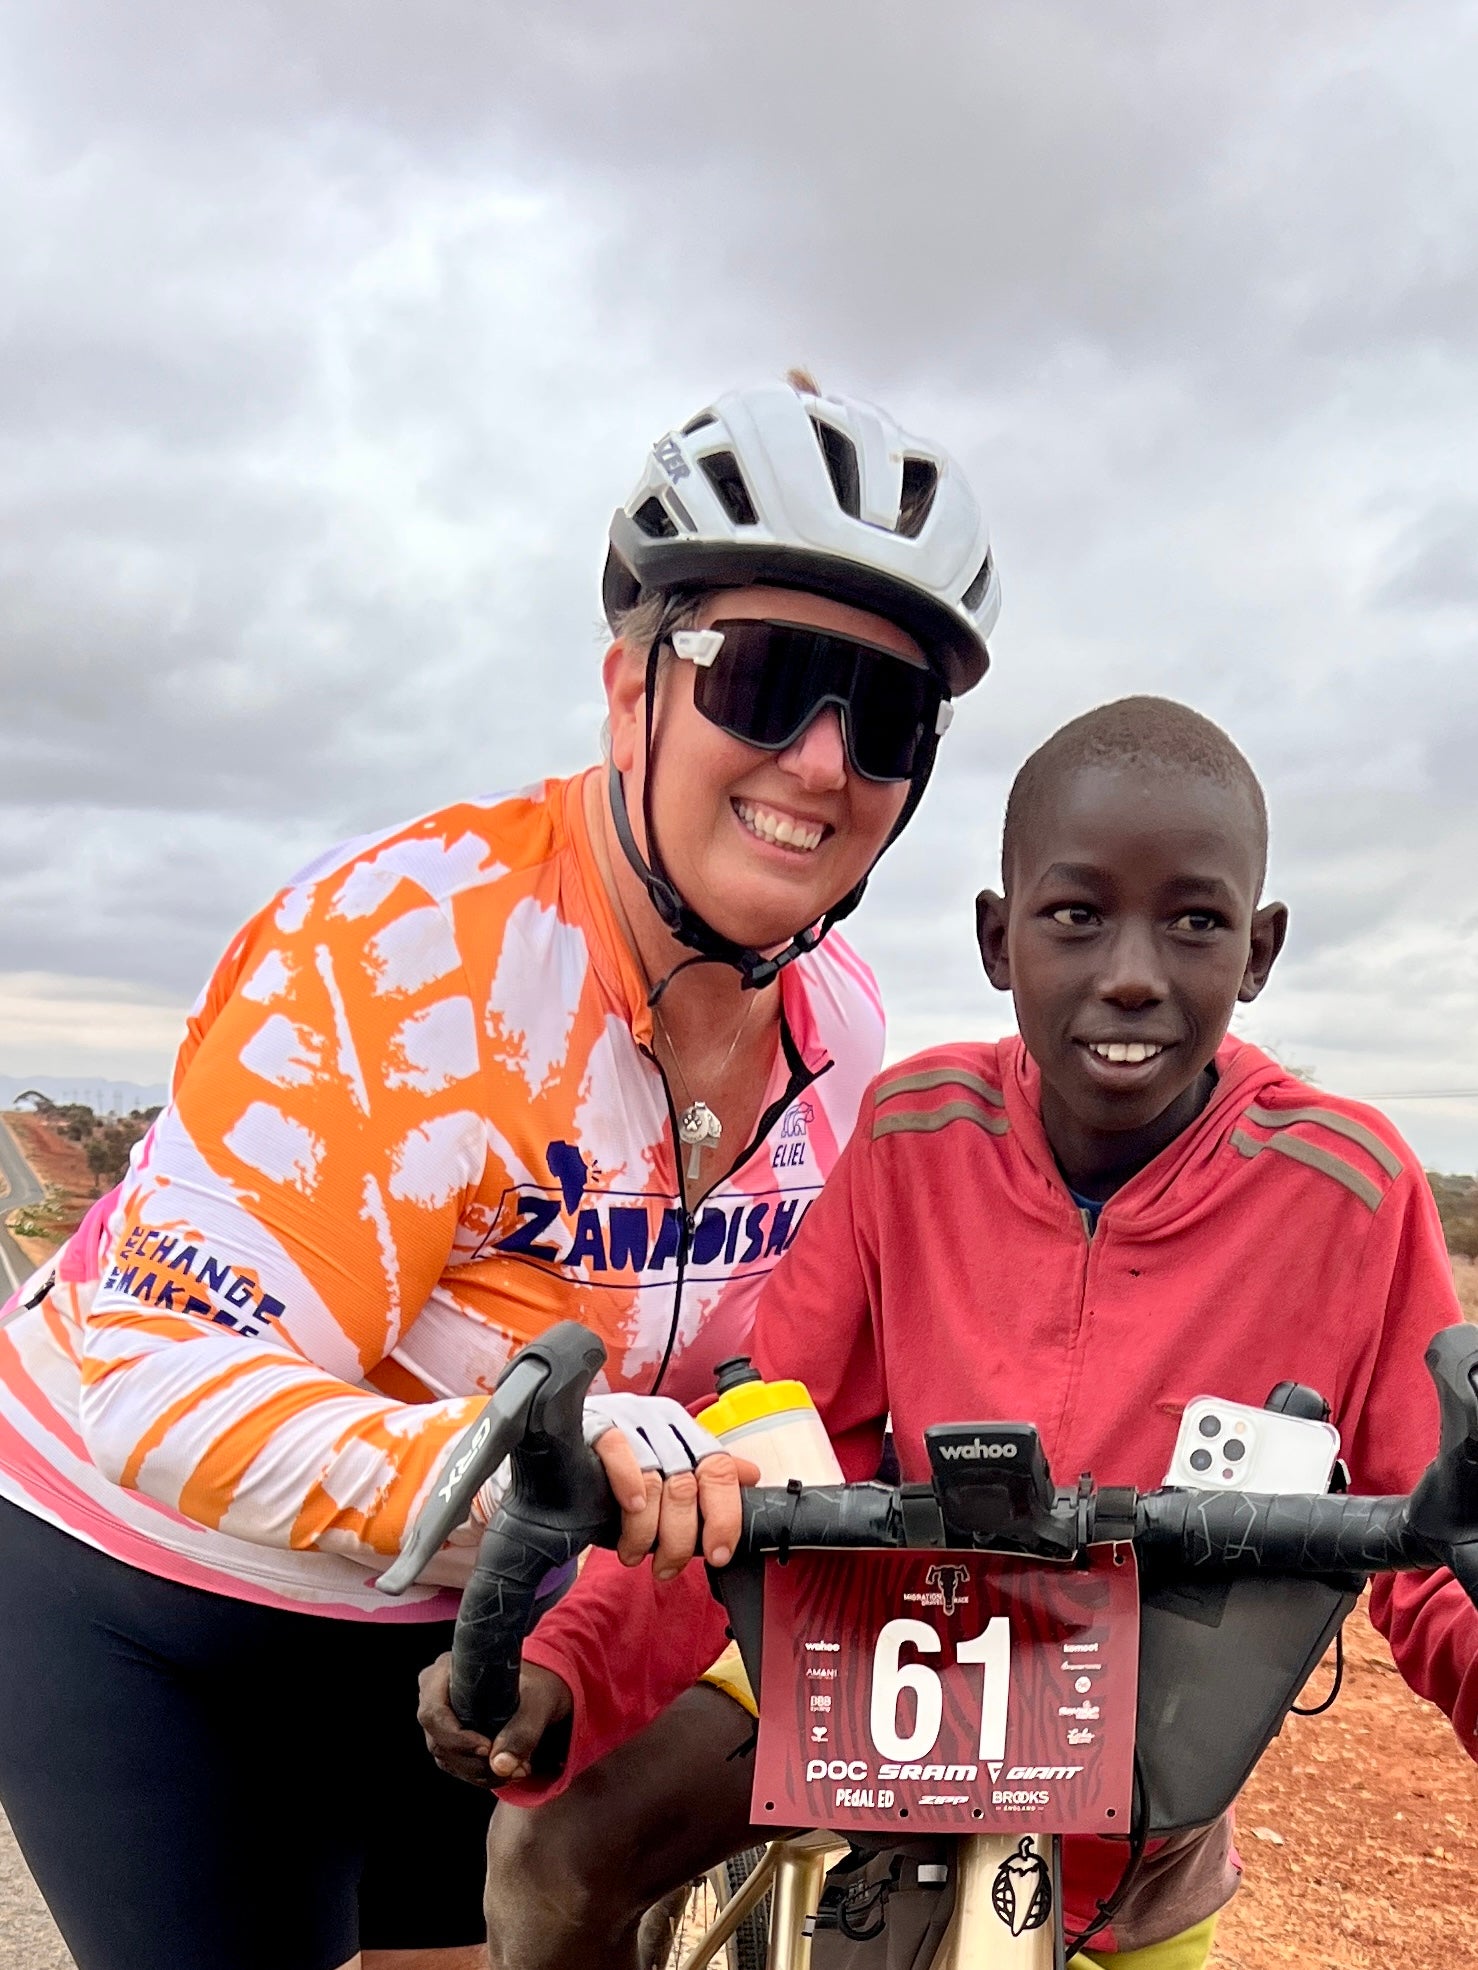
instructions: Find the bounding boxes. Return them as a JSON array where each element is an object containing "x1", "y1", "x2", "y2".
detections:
[
  {"x1": 1210, "y1": 1603, "x2": 1475, "y2": 1970},
  {"x1": 2, "y1": 1110, "x2": 96, "y2": 1266}
]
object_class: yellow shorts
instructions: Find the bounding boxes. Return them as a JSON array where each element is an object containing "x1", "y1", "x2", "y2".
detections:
[
  {"x1": 700, "y1": 1640, "x2": 758, "y2": 1716},
  {"x1": 1071, "y1": 1913, "x2": 1218, "y2": 1968},
  {"x1": 699, "y1": 1647, "x2": 1215, "y2": 1970}
]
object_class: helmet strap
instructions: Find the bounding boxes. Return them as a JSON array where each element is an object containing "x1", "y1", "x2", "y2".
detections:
[{"x1": 605, "y1": 636, "x2": 937, "y2": 1004}]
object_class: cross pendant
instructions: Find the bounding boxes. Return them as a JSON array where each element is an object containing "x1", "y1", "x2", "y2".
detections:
[{"x1": 678, "y1": 1100, "x2": 724, "y2": 1182}]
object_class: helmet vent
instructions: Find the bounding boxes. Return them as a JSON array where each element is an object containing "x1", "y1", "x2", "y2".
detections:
[
  {"x1": 632, "y1": 496, "x2": 679, "y2": 540},
  {"x1": 699, "y1": 450, "x2": 759, "y2": 526},
  {"x1": 961, "y1": 547, "x2": 994, "y2": 614},
  {"x1": 810, "y1": 417, "x2": 861, "y2": 519},
  {"x1": 897, "y1": 458, "x2": 939, "y2": 538},
  {"x1": 681, "y1": 411, "x2": 717, "y2": 436}
]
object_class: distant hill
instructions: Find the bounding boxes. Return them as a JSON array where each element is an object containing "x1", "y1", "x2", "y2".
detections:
[{"x1": 0, "y1": 1075, "x2": 168, "y2": 1117}]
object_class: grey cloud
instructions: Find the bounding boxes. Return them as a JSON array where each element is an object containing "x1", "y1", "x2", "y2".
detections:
[
  {"x1": 2, "y1": 2, "x2": 1478, "y2": 1161},
  {"x1": 0, "y1": 805, "x2": 323, "y2": 988},
  {"x1": 1373, "y1": 503, "x2": 1478, "y2": 613},
  {"x1": 8, "y1": 2, "x2": 1440, "y2": 401}
]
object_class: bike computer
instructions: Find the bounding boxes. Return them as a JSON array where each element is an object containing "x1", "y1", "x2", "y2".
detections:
[{"x1": 924, "y1": 1423, "x2": 1068, "y2": 1554}]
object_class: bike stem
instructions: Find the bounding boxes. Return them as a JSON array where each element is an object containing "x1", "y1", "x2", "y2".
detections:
[{"x1": 934, "y1": 1834, "x2": 1062, "y2": 1968}]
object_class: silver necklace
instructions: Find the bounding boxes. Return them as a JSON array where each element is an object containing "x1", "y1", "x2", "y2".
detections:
[
  {"x1": 654, "y1": 993, "x2": 762, "y2": 1182},
  {"x1": 596, "y1": 815, "x2": 768, "y2": 1184}
]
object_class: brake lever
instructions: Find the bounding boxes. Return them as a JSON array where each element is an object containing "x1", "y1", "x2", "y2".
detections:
[
  {"x1": 1402, "y1": 1326, "x2": 1478, "y2": 1562},
  {"x1": 447, "y1": 1323, "x2": 621, "y2": 1736},
  {"x1": 1426, "y1": 1325, "x2": 1478, "y2": 1459},
  {"x1": 377, "y1": 1321, "x2": 607, "y2": 1596}
]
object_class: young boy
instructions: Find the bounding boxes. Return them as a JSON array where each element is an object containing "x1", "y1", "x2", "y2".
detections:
[{"x1": 453, "y1": 698, "x2": 1477, "y2": 1968}]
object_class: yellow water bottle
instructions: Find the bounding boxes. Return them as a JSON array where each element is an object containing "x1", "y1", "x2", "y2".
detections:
[{"x1": 698, "y1": 1356, "x2": 843, "y2": 1486}]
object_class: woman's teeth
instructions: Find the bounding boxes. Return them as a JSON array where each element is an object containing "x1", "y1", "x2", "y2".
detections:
[
  {"x1": 734, "y1": 800, "x2": 824, "y2": 853},
  {"x1": 1089, "y1": 1041, "x2": 1165, "y2": 1064}
]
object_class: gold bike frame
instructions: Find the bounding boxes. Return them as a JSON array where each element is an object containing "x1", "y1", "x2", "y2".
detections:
[{"x1": 678, "y1": 1832, "x2": 1062, "y2": 1970}]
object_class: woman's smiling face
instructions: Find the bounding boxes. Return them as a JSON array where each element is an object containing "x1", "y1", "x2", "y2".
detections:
[{"x1": 605, "y1": 586, "x2": 924, "y2": 952}]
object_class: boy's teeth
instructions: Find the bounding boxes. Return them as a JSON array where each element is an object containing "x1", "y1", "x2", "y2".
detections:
[
  {"x1": 735, "y1": 801, "x2": 823, "y2": 852},
  {"x1": 1090, "y1": 1041, "x2": 1164, "y2": 1064}
]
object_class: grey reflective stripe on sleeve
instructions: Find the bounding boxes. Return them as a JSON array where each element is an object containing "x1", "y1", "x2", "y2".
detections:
[
  {"x1": 1243, "y1": 1103, "x2": 1403, "y2": 1180},
  {"x1": 873, "y1": 1100, "x2": 1010, "y2": 1142},
  {"x1": 1231, "y1": 1126, "x2": 1384, "y2": 1212},
  {"x1": 874, "y1": 1067, "x2": 1005, "y2": 1107}
]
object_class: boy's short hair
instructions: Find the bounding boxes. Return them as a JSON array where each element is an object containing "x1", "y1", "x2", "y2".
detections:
[{"x1": 1002, "y1": 696, "x2": 1268, "y2": 892}]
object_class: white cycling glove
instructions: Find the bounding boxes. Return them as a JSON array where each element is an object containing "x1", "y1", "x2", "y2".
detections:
[
  {"x1": 455, "y1": 1394, "x2": 724, "y2": 1535},
  {"x1": 581, "y1": 1392, "x2": 726, "y2": 1475}
]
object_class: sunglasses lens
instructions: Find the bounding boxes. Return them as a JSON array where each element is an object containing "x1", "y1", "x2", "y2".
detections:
[
  {"x1": 690, "y1": 623, "x2": 830, "y2": 748},
  {"x1": 847, "y1": 647, "x2": 936, "y2": 780},
  {"x1": 690, "y1": 623, "x2": 940, "y2": 782}
]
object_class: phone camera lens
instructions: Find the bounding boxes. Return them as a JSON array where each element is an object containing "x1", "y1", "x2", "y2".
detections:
[
  {"x1": 1189, "y1": 1447, "x2": 1213, "y2": 1473},
  {"x1": 1197, "y1": 1415, "x2": 1220, "y2": 1438},
  {"x1": 1224, "y1": 1439, "x2": 1246, "y2": 1462}
]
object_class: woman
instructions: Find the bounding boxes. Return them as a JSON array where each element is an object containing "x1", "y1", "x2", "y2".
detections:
[{"x1": 0, "y1": 373, "x2": 998, "y2": 1970}]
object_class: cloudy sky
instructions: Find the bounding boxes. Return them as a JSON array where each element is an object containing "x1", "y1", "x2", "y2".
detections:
[{"x1": 4, "y1": 2, "x2": 1478, "y2": 1163}]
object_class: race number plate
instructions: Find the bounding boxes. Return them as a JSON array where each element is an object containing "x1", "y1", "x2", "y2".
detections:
[{"x1": 751, "y1": 1546, "x2": 1137, "y2": 1834}]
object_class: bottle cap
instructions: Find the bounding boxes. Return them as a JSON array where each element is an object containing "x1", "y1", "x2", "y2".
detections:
[{"x1": 713, "y1": 1356, "x2": 763, "y2": 1395}]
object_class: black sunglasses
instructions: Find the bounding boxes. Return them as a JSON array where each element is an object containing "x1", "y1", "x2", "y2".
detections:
[{"x1": 669, "y1": 619, "x2": 949, "y2": 784}]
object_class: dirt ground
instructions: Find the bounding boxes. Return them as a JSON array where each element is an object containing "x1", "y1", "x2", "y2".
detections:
[{"x1": 1208, "y1": 1605, "x2": 1475, "y2": 1970}]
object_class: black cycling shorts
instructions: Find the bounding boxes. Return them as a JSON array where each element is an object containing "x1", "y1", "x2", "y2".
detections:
[{"x1": 0, "y1": 1497, "x2": 494, "y2": 1970}]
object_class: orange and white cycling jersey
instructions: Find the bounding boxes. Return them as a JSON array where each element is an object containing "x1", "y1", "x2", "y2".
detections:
[{"x1": 0, "y1": 771, "x2": 883, "y2": 1618}]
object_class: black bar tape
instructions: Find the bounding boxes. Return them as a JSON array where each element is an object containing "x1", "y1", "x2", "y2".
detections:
[
  {"x1": 450, "y1": 1512, "x2": 607, "y2": 1739},
  {"x1": 1133, "y1": 1490, "x2": 1436, "y2": 1576},
  {"x1": 732, "y1": 1482, "x2": 901, "y2": 1557}
]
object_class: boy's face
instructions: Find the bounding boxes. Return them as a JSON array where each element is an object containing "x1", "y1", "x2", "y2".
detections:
[{"x1": 976, "y1": 760, "x2": 1288, "y2": 1185}]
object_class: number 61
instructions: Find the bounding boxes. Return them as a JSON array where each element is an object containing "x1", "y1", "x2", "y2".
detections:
[{"x1": 869, "y1": 1617, "x2": 1011, "y2": 1764}]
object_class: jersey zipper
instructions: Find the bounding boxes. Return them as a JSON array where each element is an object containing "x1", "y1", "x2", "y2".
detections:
[
  {"x1": 1055, "y1": 1198, "x2": 1103, "y2": 1447},
  {"x1": 640, "y1": 1039, "x2": 694, "y2": 1397},
  {"x1": 641, "y1": 1017, "x2": 831, "y2": 1397}
]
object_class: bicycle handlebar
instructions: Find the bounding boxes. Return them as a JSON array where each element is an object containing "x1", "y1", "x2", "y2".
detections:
[
  {"x1": 383, "y1": 1320, "x2": 1478, "y2": 1741},
  {"x1": 725, "y1": 1477, "x2": 1442, "y2": 1575}
]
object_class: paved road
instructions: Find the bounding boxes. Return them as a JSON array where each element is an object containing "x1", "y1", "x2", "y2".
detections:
[
  {"x1": 0, "y1": 1117, "x2": 46, "y2": 1302},
  {"x1": 0, "y1": 1811, "x2": 72, "y2": 1967},
  {"x1": 0, "y1": 1129, "x2": 69, "y2": 1958}
]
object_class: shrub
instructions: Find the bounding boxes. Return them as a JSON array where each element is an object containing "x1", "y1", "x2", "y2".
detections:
[{"x1": 1427, "y1": 1172, "x2": 1478, "y2": 1259}]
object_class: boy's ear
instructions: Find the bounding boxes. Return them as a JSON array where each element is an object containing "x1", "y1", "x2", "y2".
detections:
[
  {"x1": 976, "y1": 889, "x2": 1012, "y2": 993},
  {"x1": 1238, "y1": 900, "x2": 1290, "y2": 1003}
]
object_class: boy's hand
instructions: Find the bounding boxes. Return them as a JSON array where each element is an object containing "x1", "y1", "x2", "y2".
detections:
[{"x1": 417, "y1": 1652, "x2": 573, "y2": 1787}]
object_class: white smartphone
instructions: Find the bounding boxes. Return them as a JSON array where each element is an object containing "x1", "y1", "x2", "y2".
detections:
[{"x1": 1165, "y1": 1396, "x2": 1341, "y2": 1494}]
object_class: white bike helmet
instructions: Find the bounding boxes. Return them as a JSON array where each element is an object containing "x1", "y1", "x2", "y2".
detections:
[
  {"x1": 603, "y1": 380, "x2": 998, "y2": 697},
  {"x1": 603, "y1": 378, "x2": 1001, "y2": 997}
]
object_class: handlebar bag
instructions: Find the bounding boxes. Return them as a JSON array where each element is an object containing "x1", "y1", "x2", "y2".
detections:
[{"x1": 1134, "y1": 1574, "x2": 1357, "y2": 1835}]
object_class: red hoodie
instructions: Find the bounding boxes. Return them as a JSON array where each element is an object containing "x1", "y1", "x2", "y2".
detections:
[{"x1": 516, "y1": 1036, "x2": 1476, "y2": 1947}]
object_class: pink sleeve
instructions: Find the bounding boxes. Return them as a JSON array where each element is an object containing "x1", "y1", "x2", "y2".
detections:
[
  {"x1": 506, "y1": 1552, "x2": 730, "y2": 1802},
  {"x1": 1346, "y1": 1169, "x2": 1478, "y2": 1756}
]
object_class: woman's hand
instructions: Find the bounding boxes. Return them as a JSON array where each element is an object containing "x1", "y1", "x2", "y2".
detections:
[{"x1": 582, "y1": 1392, "x2": 758, "y2": 1579}]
